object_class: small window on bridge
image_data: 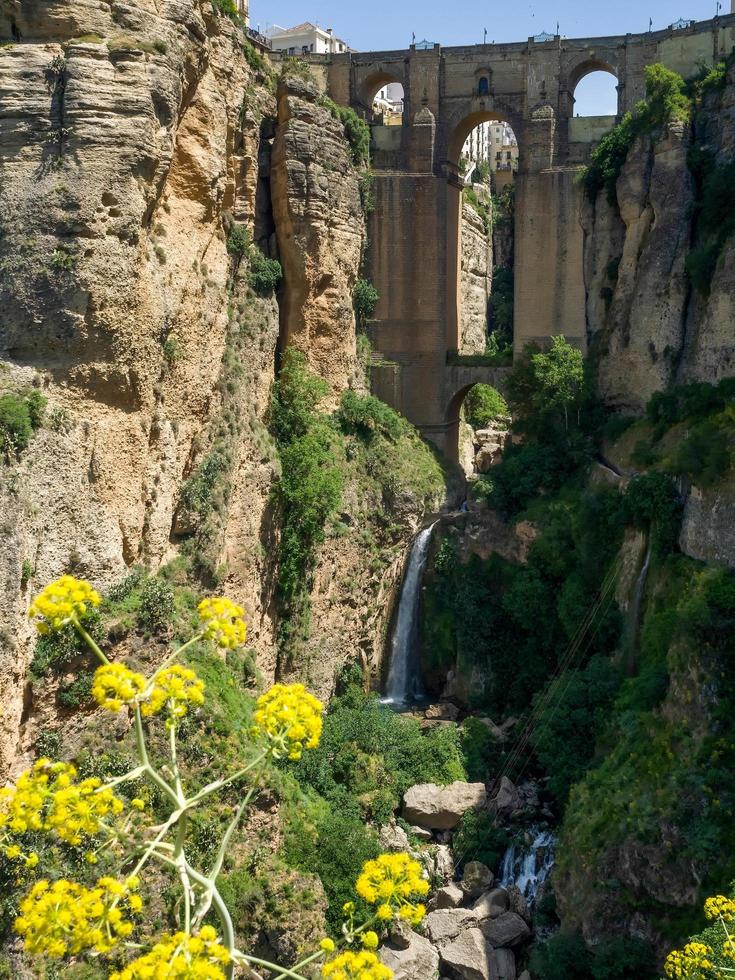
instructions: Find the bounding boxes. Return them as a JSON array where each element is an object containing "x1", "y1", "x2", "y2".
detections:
[
  {"x1": 573, "y1": 71, "x2": 618, "y2": 118},
  {"x1": 478, "y1": 76, "x2": 490, "y2": 96}
]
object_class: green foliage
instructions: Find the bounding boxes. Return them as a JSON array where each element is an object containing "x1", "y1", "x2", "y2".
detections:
[
  {"x1": 529, "y1": 933, "x2": 657, "y2": 980},
  {"x1": 686, "y1": 158, "x2": 735, "y2": 295},
  {"x1": 646, "y1": 378, "x2": 735, "y2": 431},
  {"x1": 358, "y1": 169, "x2": 376, "y2": 214},
  {"x1": 337, "y1": 390, "x2": 407, "y2": 442},
  {"x1": 0, "y1": 389, "x2": 46, "y2": 455},
  {"x1": 472, "y1": 160, "x2": 491, "y2": 185},
  {"x1": 488, "y1": 266, "x2": 514, "y2": 352},
  {"x1": 452, "y1": 809, "x2": 510, "y2": 871},
  {"x1": 248, "y1": 250, "x2": 282, "y2": 296},
  {"x1": 584, "y1": 64, "x2": 691, "y2": 202},
  {"x1": 271, "y1": 351, "x2": 343, "y2": 657},
  {"x1": 531, "y1": 656, "x2": 622, "y2": 804},
  {"x1": 227, "y1": 223, "x2": 251, "y2": 259},
  {"x1": 291, "y1": 684, "x2": 465, "y2": 824},
  {"x1": 210, "y1": 0, "x2": 239, "y2": 20},
  {"x1": 136, "y1": 577, "x2": 175, "y2": 634},
  {"x1": 318, "y1": 96, "x2": 371, "y2": 166},
  {"x1": 353, "y1": 278, "x2": 379, "y2": 327},
  {"x1": 529, "y1": 932, "x2": 593, "y2": 980},
  {"x1": 463, "y1": 186, "x2": 491, "y2": 235},
  {"x1": 462, "y1": 385, "x2": 509, "y2": 430},
  {"x1": 57, "y1": 671, "x2": 95, "y2": 709},
  {"x1": 623, "y1": 472, "x2": 682, "y2": 556},
  {"x1": 30, "y1": 612, "x2": 104, "y2": 678}
]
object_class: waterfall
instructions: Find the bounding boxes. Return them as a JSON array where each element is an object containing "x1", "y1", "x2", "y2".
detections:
[
  {"x1": 382, "y1": 521, "x2": 438, "y2": 705},
  {"x1": 628, "y1": 536, "x2": 652, "y2": 660},
  {"x1": 499, "y1": 828, "x2": 556, "y2": 906}
]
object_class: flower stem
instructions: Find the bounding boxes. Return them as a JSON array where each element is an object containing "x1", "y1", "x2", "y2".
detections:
[{"x1": 73, "y1": 619, "x2": 110, "y2": 665}]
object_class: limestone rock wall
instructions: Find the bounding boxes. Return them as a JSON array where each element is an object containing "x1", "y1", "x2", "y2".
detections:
[
  {"x1": 0, "y1": 0, "x2": 281, "y2": 774},
  {"x1": 584, "y1": 66, "x2": 735, "y2": 411},
  {"x1": 271, "y1": 74, "x2": 365, "y2": 398},
  {"x1": 459, "y1": 203, "x2": 492, "y2": 354}
]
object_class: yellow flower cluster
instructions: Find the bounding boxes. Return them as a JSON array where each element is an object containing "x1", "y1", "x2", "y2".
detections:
[
  {"x1": 321, "y1": 950, "x2": 393, "y2": 980},
  {"x1": 141, "y1": 665, "x2": 205, "y2": 720},
  {"x1": 15, "y1": 876, "x2": 141, "y2": 957},
  {"x1": 110, "y1": 926, "x2": 230, "y2": 980},
  {"x1": 92, "y1": 663, "x2": 146, "y2": 712},
  {"x1": 197, "y1": 597, "x2": 247, "y2": 649},
  {"x1": 29, "y1": 576, "x2": 101, "y2": 634},
  {"x1": 664, "y1": 942, "x2": 715, "y2": 980},
  {"x1": 355, "y1": 853, "x2": 429, "y2": 926},
  {"x1": 0, "y1": 759, "x2": 124, "y2": 849},
  {"x1": 251, "y1": 683, "x2": 324, "y2": 761},
  {"x1": 704, "y1": 895, "x2": 735, "y2": 923}
]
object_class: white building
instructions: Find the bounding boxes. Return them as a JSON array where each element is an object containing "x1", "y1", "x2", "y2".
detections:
[
  {"x1": 266, "y1": 22, "x2": 351, "y2": 56},
  {"x1": 462, "y1": 120, "x2": 518, "y2": 172},
  {"x1": 373, "y1": 83, "x2": 404, "y2": 122}
]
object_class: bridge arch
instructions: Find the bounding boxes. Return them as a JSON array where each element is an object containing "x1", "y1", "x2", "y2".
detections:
[
  {"x1": 566, "y1": 57, "x2": 621, "y2": 118},
  {"x1": 443, "y1": 367, "x2": 511, "y2": 464},
  {"x1": 357, "y1": 69, "x2": 407, "y2": 113}
]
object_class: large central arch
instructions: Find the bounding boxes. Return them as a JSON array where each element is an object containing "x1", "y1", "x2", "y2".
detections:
[{"x1": 446, "y1": 109, "x2": 522, "y2": 356}]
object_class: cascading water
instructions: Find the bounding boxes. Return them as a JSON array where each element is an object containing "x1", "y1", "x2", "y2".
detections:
[
  {"x1": 382, "y1": 521, "x2": 438, "y2": 705},
  {"x1": 499, "y1": 828, "x2": 556, "y2": 906},
  {"x1": 627, "y1": 536, "x2": 652, "y2": 661}
]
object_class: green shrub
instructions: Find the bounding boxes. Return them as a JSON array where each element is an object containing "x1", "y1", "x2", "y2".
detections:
[
  {"x1": 211, "y1": 0, "x2": 239, "y2": 19},
  {"x1": 623, "y1": 472, "x2": 682, "y2": 555},
  {"x1": 529, "y1": 933, "x2": 593, "y2": 980},
  {"x1": 337, "y1": 390, "x2": 406, "y2": 441},
  {"x1": 227, "y1": 223, "x2": 250, "y2": 259},
  {"x1": 463, "y1": 385, "x2": 509, "y2": 430},
  {"x1": 137, "y1": 577, "x2": 175, "y2": 633},
  {"x1": 686, "y1": 159, "x2": 735, "y2": 295},
  {"x1": 30, "y1": 611, "x2": 104, "y2": 678},
  {"x1": 271, "y1": 349, "x2": 329, "y2": 446},
  {"x1": 318, "y1": 97, "x2": 370, "y2": 166},
  {"x1": 249, "y1": 250, "x2": 282, "y2": 296},
  {"x1": 0, "y1": 389, "x2": 46, "y2": 455},
  {"x1": 452, "y1": 809, "x2": 510, "y2": 872},
  {"x1": 358, "y1": 170, "x2": 376, "y2": 214},
  {"x1": 353, "y1": 278, "x2": 379, "y2": 327},
  {"x1": 463, "y1": 186, "x2": 491, "y2": 235},
  {"x1": 56, "y1": 670, "x2": 95, "y2": 709},
  {"x1": 488, "y1": 266, "x2": 514, "y2": 349},
  {"x1": 35, "y1": 728, "x2": 62, "y2": 759}
]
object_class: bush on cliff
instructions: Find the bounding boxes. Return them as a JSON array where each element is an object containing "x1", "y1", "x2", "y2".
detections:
[{"x1": 0, "y1": 389, "x2": 46, "y2": 456}]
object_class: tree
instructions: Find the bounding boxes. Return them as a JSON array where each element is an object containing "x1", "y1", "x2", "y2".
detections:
[{"x1": 530, "y1": 336, "x2": 584, "y2": 431}]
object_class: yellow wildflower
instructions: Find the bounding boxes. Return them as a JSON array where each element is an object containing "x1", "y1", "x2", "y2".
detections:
[
  {"x1": 250, "y1": 683, "x2": 323, "y2": 760},
  {"x1": 109, "y1": 926, "x2": 230, "y2": 980},
  {"x1": 355, "y1": 853, "x2": 429, "y2": 924},
  {"x1": 320, "y1": 938, "x2": 336, "y2": 952},
  {"x1": 704, "y1": 894, "x2": 735, "y2": 923},
  {"x1": 0, "y1": 759, "x2": 124, "y2": 850},
  {"x1": 142, "y1": 665, "x2": 205, "y2": 720},
  {"x1": 322, "y1": 950, "x2": 392, "y2": 979},
  {"x1": 29, "y1": 576, "x2": 100, "y2": 634},
  {"x1": 197, "y1": 597, "x2": 247, "y2": 649},
  {"x1": 92, "y1": 663, "x2": 146, "y2": 712},
  {"x1": 664, "y1": 942, "x2": 714, "y2": 980},
  {"x1": 362, "y1": 931, "x2": 379, "y2": 950},
  {"x1": 14, "y1": 876, "x2": 141, "y2": 957}
]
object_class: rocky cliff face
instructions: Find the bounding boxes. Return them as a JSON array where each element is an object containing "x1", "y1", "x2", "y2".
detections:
[
  {"x1": 459, "y1": 203, "x2": 492, "y2": 355},
  {"x1": 0, "y1": 0, "x2": 283, "y2": 774},
  {"x1": 0, "y1": 5, "x2": 437, "y2": 777},
  {"x1": 584, "y1": 65, "x2": 735, "y2": 411},
  {"x1": 271, "y1": 74, "x2": 365, "y2": 397}
]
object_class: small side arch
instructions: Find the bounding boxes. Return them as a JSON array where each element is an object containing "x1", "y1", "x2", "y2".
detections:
[{"x1": 357, "y1": 69, "x2": 406, "y2": 111}]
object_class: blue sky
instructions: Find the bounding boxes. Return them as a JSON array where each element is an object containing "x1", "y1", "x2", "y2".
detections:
[{"x1": 251, "y1": 0, "x2": 725, "y2": 114}]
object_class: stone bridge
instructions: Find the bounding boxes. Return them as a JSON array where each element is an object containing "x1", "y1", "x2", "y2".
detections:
[{"x1": 300, "y1": 14, "x2": 735, "y2": 460}]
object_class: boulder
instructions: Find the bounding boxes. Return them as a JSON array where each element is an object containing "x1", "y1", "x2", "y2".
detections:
[
  {"x1": 434, "y1": 882, "x2": 465, "y2": 909},
  {"x1": 480, "y1": 912, "x2": 531, "y2": 949},
  {"x1": 472, "y1": 888, "x2": 510, "y2": 920},
  {"x1": 518, "y1": 972, "x2": 531, "y2": 980},
  {"x1": 461, "y1": 861, "x2": 494, "y2": 898},
  {"x1": 493, "y1": 948, "x2": 517, "y2": 980},
  {"x1": 403, "y1": 781, "x2": 487, "y2": 830},
  {"x1": 440, "y1": 928, "x2": 493, "y2": 980},
  {"x1": 388, "y1": 920, "x2": 413, "y2": 950},
  {"x1": 425, "y1": 702, "x2": 460, "y2": 721},
  {"x1": 506, "y1": 885, "x2": 530, "y2": 924},
  {"x1": 424, "y1": 843, "x2": 455, "y2": 883},
  {"x1": 380, "y1": 931, "x2": 440, "y2": 980},
  {"x1": 425, "y1": 908, "x2": 478, "y2": 945},
  {"x1": 410, "y1": 825, "x2": 433, "y2": 842},
  {"x1": 490, "y1": 777, "x2": 521, "y2": 818},
  {"x1": 379, "y1": 822, "x2": 411, "y2": 852}
]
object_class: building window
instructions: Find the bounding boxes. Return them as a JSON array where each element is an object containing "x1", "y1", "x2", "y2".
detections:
[{"x1": 478, "y1": 76, "x2": 490, "y2": 96}]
